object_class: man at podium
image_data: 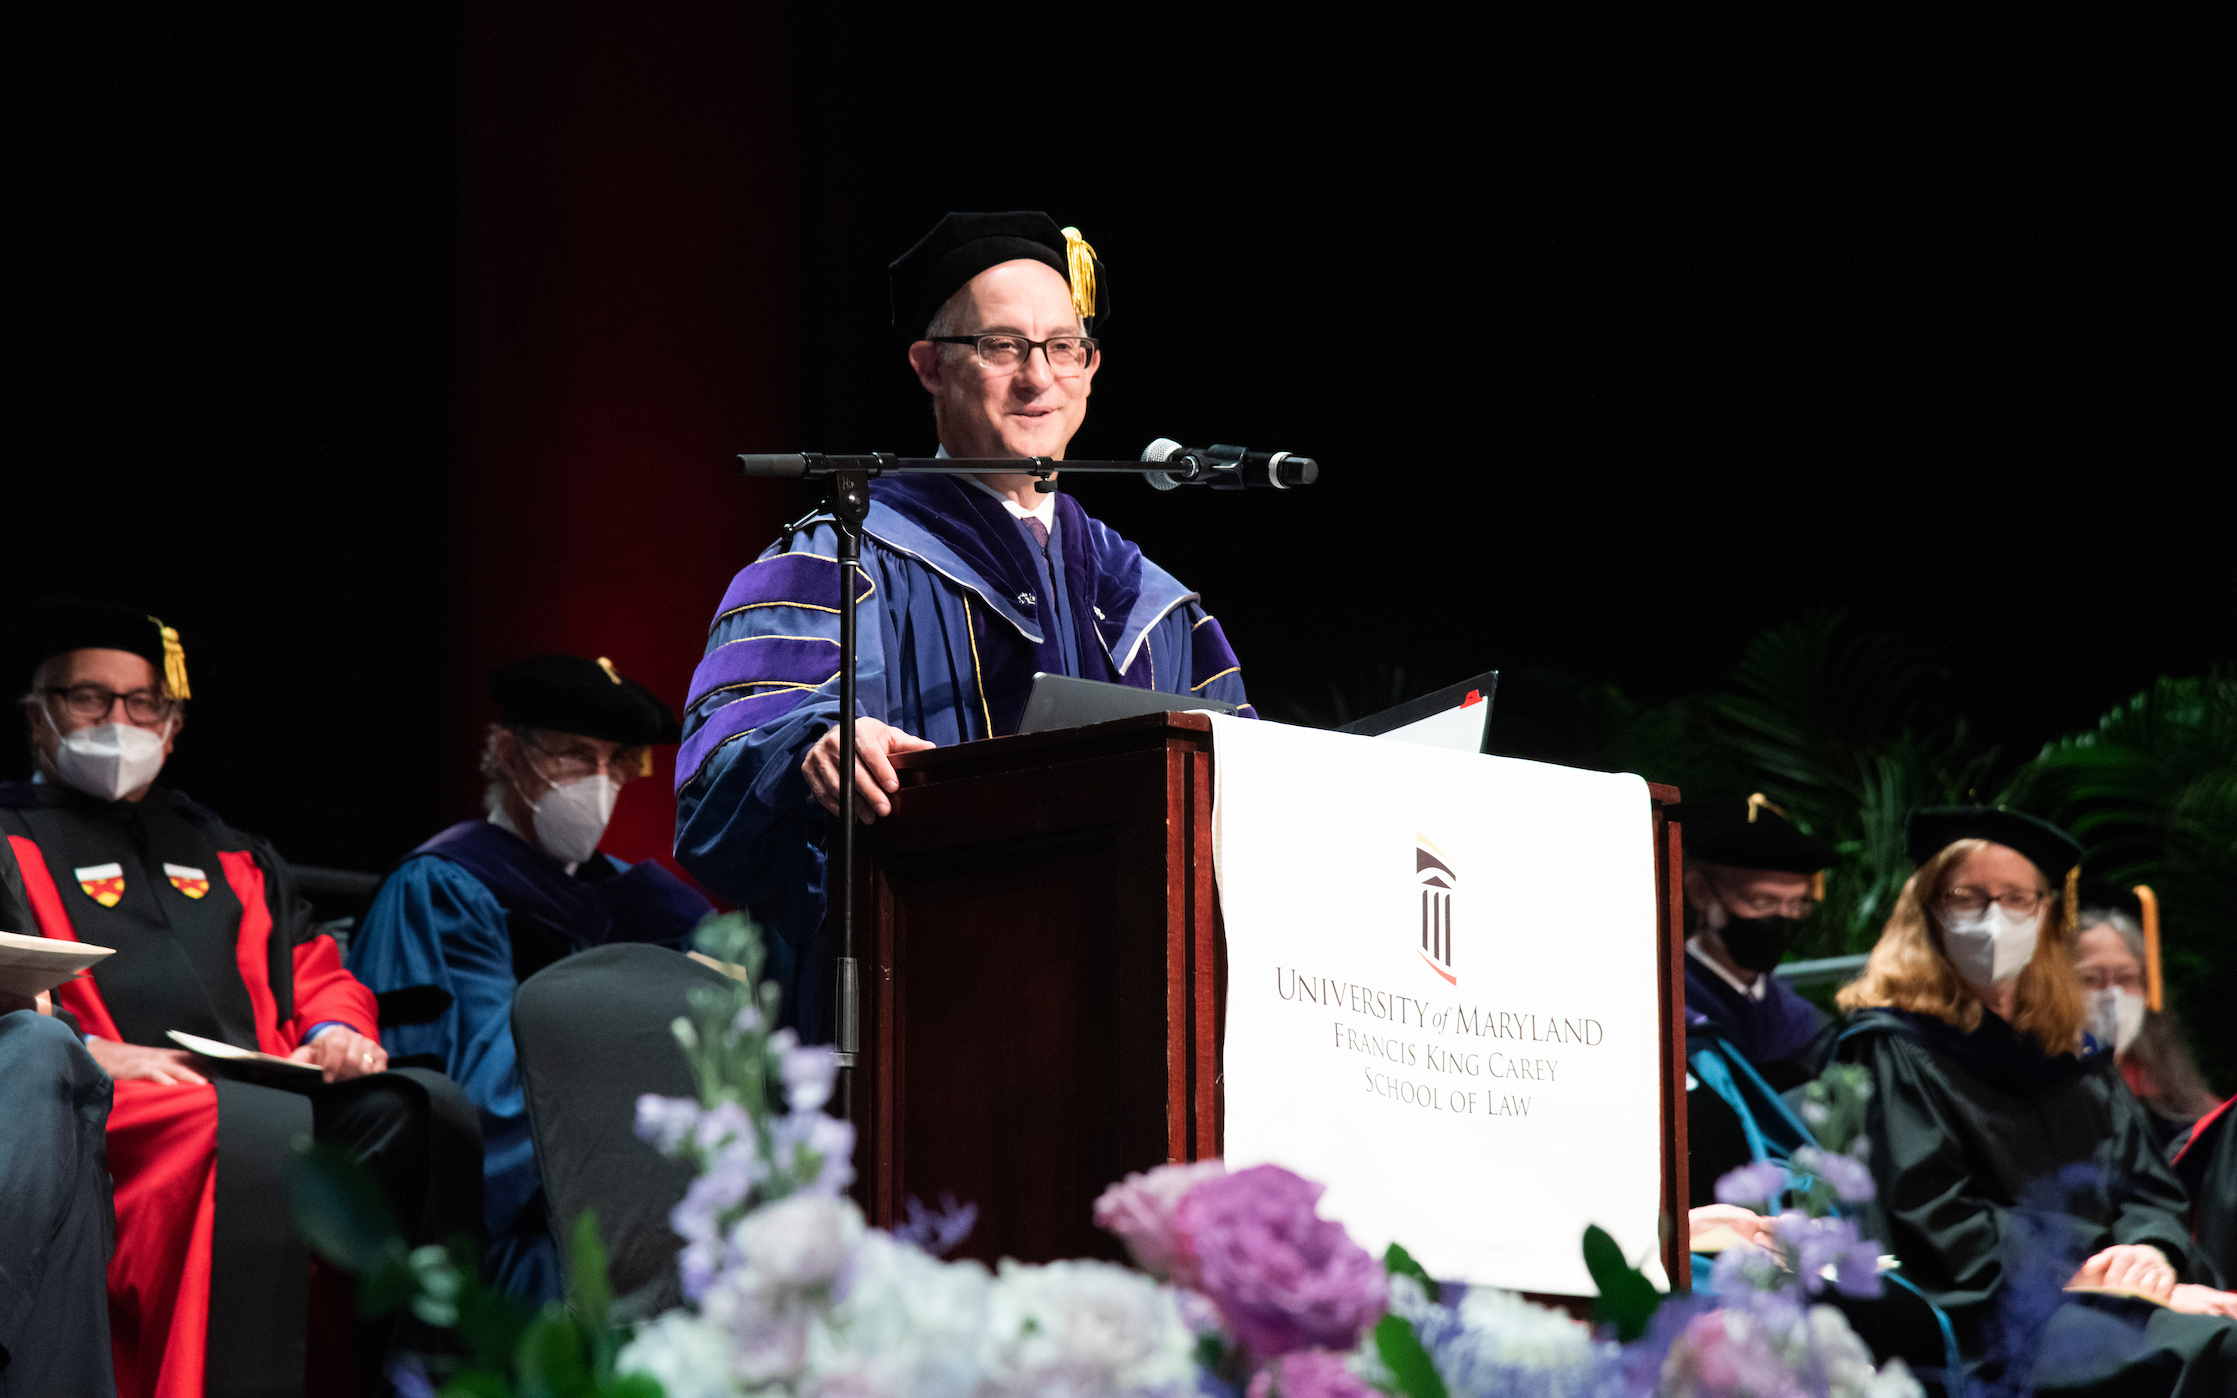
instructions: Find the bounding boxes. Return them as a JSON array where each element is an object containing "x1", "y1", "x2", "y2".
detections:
[{"x1": 675, "y1": 210, "x2": 1255, "y2": 1039}]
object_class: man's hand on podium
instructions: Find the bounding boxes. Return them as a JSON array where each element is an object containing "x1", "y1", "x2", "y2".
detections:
[{"x1": 804, "y1": 717, "x2": 936, "y2": 823}]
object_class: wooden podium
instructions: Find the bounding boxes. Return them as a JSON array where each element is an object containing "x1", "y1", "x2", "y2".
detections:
[{"x1": 847, "y1": 712, "x2": 1690, "y2": 1288}]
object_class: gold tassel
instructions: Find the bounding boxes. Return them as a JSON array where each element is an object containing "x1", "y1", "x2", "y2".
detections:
[
  {"x1": 1809, "y1": 871, "x2": 1826, "y2": 902},
  {"x1": 596, "y1": 656, "x2": 623, "y2": 685},
  {"x1": 1061, "y1": 226, "x2": 1099, "y2": 322},
  {"x1": 2062, "y1": 864, "x2": 2079, "y2": 940},
  {"x1": 154, "y1": 619, "x2": 191, "y2": 700},
  {"x1": 2135, "y1": 884, "x2": 2162, "y2": 1012},
  {"x1": 1745, "y1": 792, "x2": 1788, "y2": 823},
  {"x1": 637, "y1": 748, "x2": 654, "y2": 778}
]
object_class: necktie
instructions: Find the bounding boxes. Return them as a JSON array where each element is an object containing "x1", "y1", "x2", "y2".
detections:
[{"x1": 1023, "y1": 517, "x2": 1049, "y2": 551}]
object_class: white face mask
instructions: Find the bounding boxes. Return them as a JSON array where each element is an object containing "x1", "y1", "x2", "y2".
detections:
[
  {"x1": 2088, "y1": 986, "x2": 2146, "y2": 1055},
  {"x1": 45, "y1": 709, "x2": 171, "y2": 802},
  {"x1": 526, "y1": 774, "x2": 620, "y2": 865},
  {"x1": 1940, "y1": 903, "x2": 2041, "y2": 992}
]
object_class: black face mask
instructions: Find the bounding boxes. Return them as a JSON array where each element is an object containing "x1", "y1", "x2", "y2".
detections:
[{"x1": 1717, "y1": 913, "x2": 1801, "y2": 974}]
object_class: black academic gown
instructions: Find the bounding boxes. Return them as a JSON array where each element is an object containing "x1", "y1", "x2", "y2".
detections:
[{"x1": 1835, "y1": 1008, "x2": 2237, "y2": 1395}]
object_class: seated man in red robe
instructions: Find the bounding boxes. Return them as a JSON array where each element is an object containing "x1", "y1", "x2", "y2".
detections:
[{"x1": 3, "y1": 600, "x2": 479, "y2": 1398}]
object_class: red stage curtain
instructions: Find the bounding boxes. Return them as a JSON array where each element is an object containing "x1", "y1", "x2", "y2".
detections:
[{"x1": 455, "y1": 1, "x2": 793, "y2": 877}]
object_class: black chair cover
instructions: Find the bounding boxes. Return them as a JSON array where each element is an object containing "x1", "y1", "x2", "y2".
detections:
[{"x1": 513, "y1": 943, "x2": 726, "y2": 1316}]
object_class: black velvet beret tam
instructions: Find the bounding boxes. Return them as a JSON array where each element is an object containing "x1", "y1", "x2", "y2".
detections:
[{"x1": 490, "y1": 654, "x2": 680, "y2": 746}]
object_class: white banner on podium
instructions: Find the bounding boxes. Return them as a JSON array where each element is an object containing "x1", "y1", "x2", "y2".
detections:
[{"x1": 1209, "y1": 715, "x2": 1665, "y2": 1296}]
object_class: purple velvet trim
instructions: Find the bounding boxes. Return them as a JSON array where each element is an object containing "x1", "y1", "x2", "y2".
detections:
[
  {"x1": 1683, "y1": 958, "x2": 1824, "y2": 1067},
  {"x1": 707, "y1": 550, "x2": 869, "y2": 621},
  {"x1": 676, "y1": 686, "x2": 823, "y2": 787},
  {"x1": 1187, "y1": 614, "x2": 1243, "y2": 694},
  {"x1": 688, "y1": 635, "x2": 841, "y2": 701}
]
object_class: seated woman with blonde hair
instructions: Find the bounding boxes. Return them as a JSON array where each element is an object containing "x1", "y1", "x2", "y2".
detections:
[{"x1": 1830, "y1": 807, "x2": 2237, "y2": 1394}]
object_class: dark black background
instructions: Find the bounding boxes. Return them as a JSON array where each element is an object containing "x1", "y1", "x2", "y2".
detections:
[{"x1": 7, "y1": 5, "x2": 2227, "y2": 870}]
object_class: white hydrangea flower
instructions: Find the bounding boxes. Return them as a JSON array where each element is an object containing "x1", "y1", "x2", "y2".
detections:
[
  {"x1": 732, "y1": 1192, "x2": 863, "y2": 1290},
  {"x1": 803, "y1": 1230, "x2": 993, "y2": 1398},
  {"x1": 1781, "y1": 1305, "x2": 1923, "y2": 1398},
  {"x1": 1447, "y1": 1287, "x2": 1605, "y2": 1372},
  {"x1": 978, "y1": 1258, "x2": 1197, "y2": 1398},
  {"x1": 617, "y1": 1310, "x2": 739, "y2": 1398}
]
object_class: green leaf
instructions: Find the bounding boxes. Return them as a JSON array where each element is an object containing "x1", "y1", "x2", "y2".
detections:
[
  {"x1": 515, "y1": 1305, "x2": 592, "y2": 1398},
  {"x1": 452, "y1": 1264, "x2": 537, "y2": 1376},
  {"x1": 1371, "y1": 1312, "x2": 1449, "y2": 1398},
  {"x1": 1383, "y1": 1241, "x2": 1435, "y2": 1294},
  {"x1": 436, "y1": 1373, "x2": 513, "y2": 1398},
  {"x1": 595, "y1": 1375, "x2": 667, "y2": 1398},
  {"x1": 566, "y1": 1210, "x2": 620, "y2": 1377},
  {"x1": 1582, "y1": 1224, "x2": 1661, "y2": 1342}
]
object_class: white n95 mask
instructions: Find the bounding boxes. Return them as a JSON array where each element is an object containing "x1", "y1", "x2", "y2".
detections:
[
  {"x1": 48, "y1": 714, "x2": 171, "y2": 802},
  {"x1": 2088, "y1": 986, "x2": 2146, "y2": 1055},
  {"x1": 1940, "y1": 903, "x2": 2041, "y2": 991},
  {"x1": 528, "y1": 775, "x2": 620, "y2": 866}
]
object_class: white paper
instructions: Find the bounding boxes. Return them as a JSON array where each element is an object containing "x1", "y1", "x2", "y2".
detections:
[
  {"x1": 0, "y1": 929, "x2": 115, "y2": 997},
  {"x1": 1376, "y1": 698, "x2": 1490, "y2": 753},
  {"x1": 1210, "y1": 715, "x2": 1665, "y2": 1295},
  {"x1": 167, "y1": 1029, "x2": 322, "y2": 1075}
]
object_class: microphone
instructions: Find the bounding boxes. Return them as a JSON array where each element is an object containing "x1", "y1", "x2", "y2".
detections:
[{"x1": 1141, "y1": 439, "x2": 1318, "y2": 490}]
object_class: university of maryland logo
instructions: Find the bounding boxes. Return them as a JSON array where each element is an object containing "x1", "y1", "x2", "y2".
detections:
[
  {"x1": 75, "y1": 862, "x2": 126, "y2": 908},
  {"x1": 1417, "y1": 835, "x2": 1456, "y2": 985},
  {"x1": 165, "y1": 863, "x2": 211, "y2": 899}
]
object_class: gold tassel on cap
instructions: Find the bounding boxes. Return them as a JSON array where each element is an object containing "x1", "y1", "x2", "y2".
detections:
[
  {"x1": 2135, "y1": 884, "x2": 2163, "y2": 1011},
  {"x1": 596, "y1": 657, "x2": 623, "y2": 685},
  {"x1": 1060, "y1": 226, "x2": 1099, "y2": 322},
  {"x1": 153, "y1": 618, "x2": 191, "y2": 700},
  {"x1": 1809, "y1": 871, "x2": 1826, "y2": 902},
  {"x1": 1745, "y1": 792, "x2": 1787, "y2": 823},
  {"x1": 2062, "y1": 864, "x2": 2080, "y2": 939},
  {"x1": 638, "y1": 748, "x2": 654, "y2": 778}
]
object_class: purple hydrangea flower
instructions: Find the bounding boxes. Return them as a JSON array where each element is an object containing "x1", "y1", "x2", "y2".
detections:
[
  {"x1": 1245, "y1": 1349, "x2": 1374, "y2": 1398},
  {"x1": 1713, "y1": 1160, "x2": 1788, "y2": 1212},
  {"x1": 634, "y1": 1093, "x2": 701, "y2": 1154},
  {"x1": 1175, "y1": 1165, "x2": 1387, "y2": 1360}
]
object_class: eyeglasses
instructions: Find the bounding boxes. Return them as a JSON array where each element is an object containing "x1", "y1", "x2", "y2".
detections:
[
  {"x1": 45, "y1": 684, "x2": 176, "y2": 725},
  {"x1": 521, "y1": 734, "x2": 640, "y2": 784},
  {"x1": 1939, "y1": 885, "x2": 2051, "y2": 918},
  {"x1": 1723, "y1": 890, "x2": 1820, "y2": 919},
  {"x1": 928, "y1": 333, "x2": 1098, "y2": 374}
]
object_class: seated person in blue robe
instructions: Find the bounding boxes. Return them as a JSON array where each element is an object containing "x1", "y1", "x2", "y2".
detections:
[
  {"x1": 676, "y1": 212, "x2": 1254, "y2": 1042},
  {"x1": 1678, "y1": 795, "x2": 1834, "y2": 1091},
  {"x1": 346, "y1": 654, "x2": 713, "y2": 1301}
]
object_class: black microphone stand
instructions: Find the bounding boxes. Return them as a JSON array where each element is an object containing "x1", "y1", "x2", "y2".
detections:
[{"x1": 735, "y1": 450, "x2": 1314, "y2": 1118}]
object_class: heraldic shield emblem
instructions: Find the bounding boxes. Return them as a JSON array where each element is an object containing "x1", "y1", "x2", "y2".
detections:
[
  {"x1": 76, "y1": 862, "x2": 126, "y2": 907},
  {"x1": 165, "y1": 863, "x2": 210, "y2": 899}
]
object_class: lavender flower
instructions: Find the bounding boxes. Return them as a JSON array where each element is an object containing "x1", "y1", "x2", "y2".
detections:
[
  {"x1": 635, "y1": 1093, "x2": 702, "y2": 1154},
  {"x1": 1093, "y1": 1159, "x2": 1228, "y2": 1285},
  {"x1": 783, "y1": 1040, "x2": 841, "y2": 1114},
  {"x1": 894, "y1": 1193, "x2": 980, "y2": 1258},
  {"x1": 1793, "y1": 1146, "x2": 1875, "y2": 1207},
  {"x1": 1175, "y1": 1165, "x2": 1387, "y2": 1359},
  {"x1": 1777, "y1": 1214, "x2": 1882, "y2": 1299},
  {"x1": 1713, "y1": 1161, "x2": 1789, "y2": 1212},
  {"x1": 770, "y1": 1110, "x2": 856, "y2": 1196},
  {"x1": 692, "y1": 1100, "x2": 755, "y2": 1157}
]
